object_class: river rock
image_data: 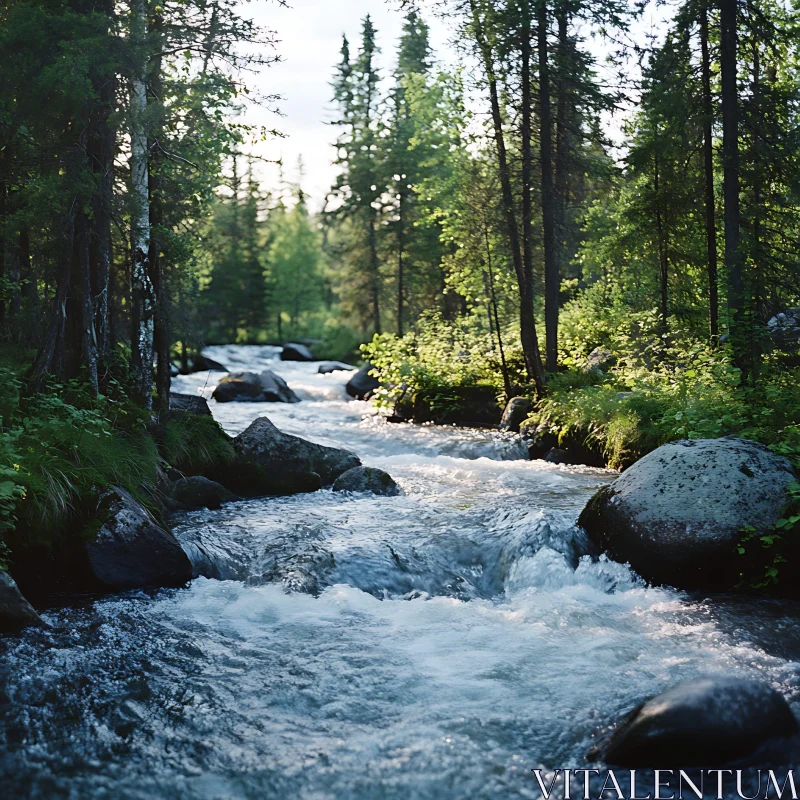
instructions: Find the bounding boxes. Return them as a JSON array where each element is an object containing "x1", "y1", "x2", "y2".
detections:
[
  {"x1": 184, "y1": 355, "x2": 228, "y2": 374},
  {"x1": 333, "y1": 466, "x2": 403, "y2": 496},
  {"x1": 169, "y1": 392, "x2": 212, "y2": 416},
  {"x1": 213, "y1": 371, "x2": 300, "y2": 404},
  {"x1": 500, "y1": 397, "x2": 532, "y2": 433},
  {"x1": 318, "y1": 361, "x2": 357, "y2": 374},
  {"x1": 545, "y1": 448, "x2": 571, "y2": 465},
  {"x1": 0, "y1": 570, "x2": 45, "y2": 633},
  {"x1": 593, "y1": 677, "x2": 799, "y2": 767},
  {"x1": 346, "y1": 365, "x2": 380, "y2": 400},
  {"x1": 281, "y1": 342, "x2": 314, "y2": 361},
  {"x1": 171, "y1": 476, "x2": 238, "y2": 510},
  {"x1": 85, "y1": 488, "x2": 192, "y2": 591},
  {"x1": 583, "y1": 347, "x2": 615, "y2": 376},
  {"x1": 579, "y1": 437, "x2": 796, "y2": 590},
  {"x1": 218, "y1": 417, "x2": 361, "y2": 497}
]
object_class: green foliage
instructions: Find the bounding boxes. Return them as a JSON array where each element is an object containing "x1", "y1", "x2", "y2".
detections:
[
  {"x1": 363, "y1": 311, "x2": 517, "y2": 413},
  {"x1": 161, "y1": 412, "x2": 234, "y2": 476}
]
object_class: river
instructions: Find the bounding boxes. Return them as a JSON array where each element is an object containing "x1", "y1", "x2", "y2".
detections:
[{"x1": 1, "y1": 345, "x2": 799, "y2": 799}]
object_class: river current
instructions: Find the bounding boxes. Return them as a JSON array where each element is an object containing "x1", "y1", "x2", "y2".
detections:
[{"x1": 1, "y1": 345, "x2": 799, "y2": 799}]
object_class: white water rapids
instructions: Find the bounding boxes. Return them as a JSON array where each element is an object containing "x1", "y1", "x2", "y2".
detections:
[{"x1": 1, "y1": 344, "x2": 799, "y2": 799}]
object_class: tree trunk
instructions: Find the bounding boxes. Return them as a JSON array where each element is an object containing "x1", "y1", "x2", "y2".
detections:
[
  {"x1": 553, "y1": 4, "x2": 570, "y2": 290},
  {"x1": 471, "y1": 1, "x2": 545, "y2": 396},
  {"x1": 720, "y1": 0, "x2": 744, "y2": 365},
  {"x1": 369, "y1": 215, "x2": 381, "y2": 334},
  {"x1": 653, "y1": 147, "x2": 669, "y2": 334},
  {"x1": 537, "y1": 0, "x2": 559, "y2": 373},
  {"x1": 129, "y1": 0, "x2": 155, "y2": 408},
  {"x1": 77, "y1": 214, "x2": 99, "y2": 393},
  {"x1": 150, "y1": 9, "x2": 170, "y2": 414},
  {"x1": 484, "y1": 224, "x2": 511, "y2": 399},
  {"x1": 699, "y1": 5, "x2": 719, "y2": 341},
  {"x1": 397, "y1": 189, "x2": 406, "y2": 337},
  {"x1": 30, "y1": 226, "x2": 74, "y2": 392}
]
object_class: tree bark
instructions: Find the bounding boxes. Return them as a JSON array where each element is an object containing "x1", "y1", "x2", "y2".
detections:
[
  {"x1": 397, "y1": 188, "x2": 406, "y2": 337},
  {"x1": 720, "y1": 0, "x2": 744, "y2": 364},
  {"x1": 553, "y1": 3, "x2": 570, "y2": 290},
  {"x1": 77, "y1": 213, "x2": 99, "y2": 393},
  {"x1": 653, "y1": 147, "x2": 669, "y2": 334},
  {"x1": 471, "y1": 1, "x2": 545, "y2": 396},
  {"x1": 130, "y1": 0, "x2": 155, "y2": 408},
  {"x1": 699, "y1": 5, "x2": 719, "y2": 341},
  {"x1": 30, "y1": 226, "x2": 74, "y2": 392},
  {"x1": 537, "y1": 0, "x2": 559, "y2": 373},
  {"x1": 368, "y1": 215, "x2": 381, "y2": 334},
  {"x1": 150, "y1": 8, "x2": 171, "y2": 414}
]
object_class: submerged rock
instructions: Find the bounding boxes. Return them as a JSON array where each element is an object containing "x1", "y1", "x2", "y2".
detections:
[
  {"x1": 345, "y1": 365, "x2": 380, "y2": 400},
  {"x1": 171, "y1": 476, "x2": 238, "y2": 510},
  {"x1": 593, "y1": 677, "x2": 799, "y2": 767},
  {"x1": 280, "y1": 342, "x2": 314, "y2": 361},
  {"x1": 85, "y1": 488, "x2": 192, "y2": 591},
  {"x1": 333, "y1": 466, "x2": 403, "y2": 496},
  {"x1": 217, "y1": 417, "x2": 361, "y2": 497},
  {"x1": 318, "y1": 361, "x2": 357, "y2": 374},
  {"x1": 500, "y1": 397, "x2": 532, "y2": 433},
  {"x1": 579, "y1": 437, "x2": 796, "y2": 590},
  {"x1": 213, "y1": 371, "x2": 300, "y2": 404},
  {"x1": 169, "y1": 392, "x2": 212, "y2": 416},
  {"x1": 0, "y1": 571, "x2": 45, "y2": 633}
]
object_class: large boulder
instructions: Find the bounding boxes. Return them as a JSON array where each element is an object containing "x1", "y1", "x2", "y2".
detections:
[
  {"x1": 171, "y1": 476, "x2": 238, "y2": 511},
  {"x1": 583, "y1": 347, "x2": 615, "y2": 376},
  {"x1": 85, "y1": 488, "x2": 192, "y2": 591},
  {"x1": 215, "y1": 417, "x2": 361, "y2": 497},
  {"x1": 500, "y1": 397, "x2": 532, "y2": 433},
  {"x1": 212, "y1": 371, "x2": 300, "y2": 404},
  {"x1": 346, "y1": 365, "x2": 380, "y2": 400},
  {"x1": 318, "y1": 361, "x2": 357, "y2": 375},
  {"x1": 592, "y1": 678, "x2": 799, "y2": 767},
  {"x1": 579, "y1": 438, "x2": 796, "y2": 590},
  {"x1": 404, "y1": 386, "x2": 503, "y2": 427},
  {"x1": 169, "y1": 392, "x2": 212, "y2": 416},
  {"x1": 333, "y1": 466, "x2": 403, "y2": 497},
  {"x1": 280, "y1": 342, "x2": 314, "y2": 361},
  {"x1": 0, "y1": 571, "x2": 45, "y2": 633}
]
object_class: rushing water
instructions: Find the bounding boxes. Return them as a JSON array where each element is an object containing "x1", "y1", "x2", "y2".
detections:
[{"x1": 1, "y1": 344, "x2": 799, "y2": 799}]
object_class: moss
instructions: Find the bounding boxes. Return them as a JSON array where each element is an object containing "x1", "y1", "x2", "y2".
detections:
[{"x1": 160, "y1": 411, "x2": 235, "y2": 476}]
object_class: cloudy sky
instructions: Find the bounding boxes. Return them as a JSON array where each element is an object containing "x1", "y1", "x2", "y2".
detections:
[{"x1": 241, "y1": 0, "x2": 454, "y2": 208}]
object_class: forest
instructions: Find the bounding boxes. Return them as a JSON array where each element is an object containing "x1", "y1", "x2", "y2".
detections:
[{"x1": 0, "y1": 0, "x2": 799, "y2": 565}]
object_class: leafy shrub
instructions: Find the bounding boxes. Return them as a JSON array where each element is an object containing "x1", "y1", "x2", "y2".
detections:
[{"x1": 161, "y1": 411, "x2": 234, "y2": 475}]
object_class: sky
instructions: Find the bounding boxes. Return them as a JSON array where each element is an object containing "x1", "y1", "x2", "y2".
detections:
[
  {"x1": 240, "y1": 0, "x2": 671, "y2": 209},
  {"x1": 242, "y1": 0, "x2": 454, "y2": 209}
]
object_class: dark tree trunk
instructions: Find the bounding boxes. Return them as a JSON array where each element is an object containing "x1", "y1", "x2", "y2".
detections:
[
  {"x1": 537, "y1": 0, "x2": 559, "y2": 373},
  {"x1": 31, "y1": 225, "x2": 75, "y2": 392},
  {"x1": 77, "y1": 213, "x2": 99, "y2": 392},
  {"x1": 368, "y1": 215, "x2": 381, "y2": 335},
  {"x1": 90, "y1": 80, "x2": 115, "y2": 368},
  {"x1": 699, "y1": 5, "x2": 720, "y2": 341},
  {"x1": 397, "y1": 190, "x2": 406, "y2": 337},
  {"x1": 484, "y1": 224, "x2": 511, "y2": 399},
  {"x1": 653, "y1": 146, "x2": 669, "y2": 334},
  {"x1": 471, "y1": 1, "x2": 545, "y2": 396},
  {"x1": 720, "y1": 0, "x2": 744, "y2": 364},
  {"x1": 150, "y1": 10, "x2": 170, "y2": 414},
  {"x1": 553, "y1": 3, "x2": 570, "y2": 287},
  {"x1": 19, "y1": 228, "x2": 38, "y2": 342}
]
